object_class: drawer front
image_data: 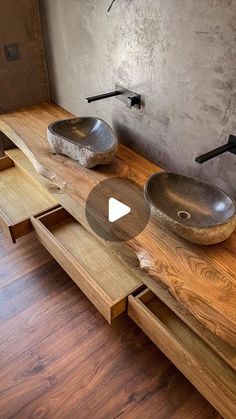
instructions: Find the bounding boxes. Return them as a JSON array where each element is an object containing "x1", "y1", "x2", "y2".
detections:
[
  {"x1": 0, "y1": 212, "x2": 14, "y2": 241},
  {"x1": 0, "y1": 155, "x2": 14, "y2": 170},
  {"x1": 141, "y1": 275, "x2": 236, "y2": 371},
  {"x1": 31, "y1": 207, "x2": 132, "y2": 323},
  {"x1": 0, "y1": 154, "x2": 58, "y2": 242},
  {"x1": 128, "y1": 290, "x2": 236, "y2": 419},
  {"x1": 0, "y1": 213, "x2": 33, "y2": 243}
]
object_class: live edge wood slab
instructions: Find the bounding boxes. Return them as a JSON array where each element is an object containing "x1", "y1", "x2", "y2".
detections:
[{"x1": 0, "y1": 103, "x2": 236, "y2": 351}]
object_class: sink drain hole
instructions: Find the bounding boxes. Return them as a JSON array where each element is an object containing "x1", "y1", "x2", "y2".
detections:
[{"x1": 177, "y1": 210, "x2": 191, "y2": 220}]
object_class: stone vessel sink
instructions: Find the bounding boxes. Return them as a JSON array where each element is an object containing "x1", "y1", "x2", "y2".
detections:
[
  {"x1": 47, "y1": 117, "x2": 118, "y2": 168},
  {"x1": 144, "y1": 172, "x2": 236, "y2": 245}
]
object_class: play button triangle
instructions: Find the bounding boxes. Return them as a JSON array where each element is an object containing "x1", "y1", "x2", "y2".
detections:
[{"x1": 108, "y1": 197, "x2": 131, "y2": 223}]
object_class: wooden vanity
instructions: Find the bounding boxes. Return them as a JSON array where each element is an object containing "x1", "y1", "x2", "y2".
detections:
[{"x1": 0, "y1": 103, "x2": 235, "y2": 418}]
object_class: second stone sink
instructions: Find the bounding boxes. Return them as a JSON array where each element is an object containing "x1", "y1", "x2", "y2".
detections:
[
  {"x1": 144, "y1": 172, "x2": 236, "y2": 245},
  {"x1": 47, "y1": 117, "x2": 118, "y2": 168}
]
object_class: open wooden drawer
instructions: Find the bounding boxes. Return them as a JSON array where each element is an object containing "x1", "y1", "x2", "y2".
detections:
[
  {"x1": 128, "y1": 290, "x2": 236, "y2": 418},
  {"x1": 0, "y1": 154, "x2": 58, "y2": 242},
  {"x1": 31, "y1": 206, "x2": 141, "y2": 323}
]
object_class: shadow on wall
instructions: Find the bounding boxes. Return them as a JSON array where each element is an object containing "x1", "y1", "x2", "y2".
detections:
[{"x1": 113, "y1": 121, "x2": 168, "y2": 172}]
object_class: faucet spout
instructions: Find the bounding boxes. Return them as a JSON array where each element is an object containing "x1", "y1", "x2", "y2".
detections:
[
  {"x1": 86, "y1": 90, "x2": 122, "y2": 103},
  {"x1": 195, "y1": 135, "x2": 236, "y2": 163},
  {"x1": 85, "y1": 84, "x2": 141, "y2": 109}
]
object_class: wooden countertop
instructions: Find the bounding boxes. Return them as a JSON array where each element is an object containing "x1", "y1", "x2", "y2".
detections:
[{"x1": 0, "y1": 103, "x2": 236, "y2": 349}]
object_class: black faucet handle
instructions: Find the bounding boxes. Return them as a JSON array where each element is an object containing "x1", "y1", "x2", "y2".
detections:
[{"x1": 127, "y1": 95, "x2": 141, "y2": 109}]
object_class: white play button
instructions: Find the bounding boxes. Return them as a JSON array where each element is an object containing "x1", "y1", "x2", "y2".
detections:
[
  {"x1": 85, "y1": 177, "x2": 150, "y2": 242},
  {"x1": 108, "y1": 197, "x2": 131, "y2": 223}
]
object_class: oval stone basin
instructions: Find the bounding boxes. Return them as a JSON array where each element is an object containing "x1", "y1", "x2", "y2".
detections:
[
  {"x1": 144, "y1": 172, "x2": 236, "y2": 245},
  {"x1": 47, "y1": 117, "x2": 118, "y2": 168}
]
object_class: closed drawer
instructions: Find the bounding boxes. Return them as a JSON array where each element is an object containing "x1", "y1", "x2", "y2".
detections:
[
  {"x1": 128, "y1": 289, "x2": 236, "y2": 419},
  {"x1": 0, "y1": 154, "x2": 58, "y2": 242},
  {"x1": 31, "y1": 206, "x2": 141, "y2": 323}
]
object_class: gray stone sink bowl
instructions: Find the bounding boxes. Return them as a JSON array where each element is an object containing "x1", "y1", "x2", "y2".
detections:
[
  {"x1": 47, "y1": 117, "x2": 118, "y2": 168},
  {"x1": 144, "y1": 172, "x2": 236, "y2": 245}
]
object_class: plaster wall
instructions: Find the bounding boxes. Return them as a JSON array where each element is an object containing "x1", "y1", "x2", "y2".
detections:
[{"x1": 39, "y1": 0, "x2": 236, "y2": 197}]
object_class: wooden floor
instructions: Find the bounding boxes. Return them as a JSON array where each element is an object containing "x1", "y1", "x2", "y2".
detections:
[{"x1": 0, "y1": 230, "x2": 221, "y2": 419}]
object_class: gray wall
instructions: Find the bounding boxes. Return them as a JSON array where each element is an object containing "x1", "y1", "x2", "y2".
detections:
[
  {"x1": 0, "y1": 0, "x2": 50, "y2": 112},
  {"x1": 39, "y1": 0, "x2": 236, "y2": 197}
]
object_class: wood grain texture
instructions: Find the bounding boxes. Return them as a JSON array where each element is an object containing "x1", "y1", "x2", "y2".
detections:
[
  {"x1": 0, "y1": 153, "x2": 57, "y2": 242},
  {"x1": 0, "y1": 155, "x2": 14, "y2": 171},
  {"x1": 141, "y1": 275, "x2": 236, "y2": 371},
  {"x1": 0, "y1": 165, "x2": 57, "y2": 225},
  {"x1": 0, "y1": 103, "x2": 235, "y2": 347},
  {"x1": 31, "y1": 207, "x2": 141, "y2": 323},
  {"x1": 128, "y1": 290, "x2": 236, "y2": 419},
  {"x1": 6, "y1": 147, "x2": 62, "y2": 193},
  {"x1": 0, "y1": 229, "x2": 221, "y2": 418}
]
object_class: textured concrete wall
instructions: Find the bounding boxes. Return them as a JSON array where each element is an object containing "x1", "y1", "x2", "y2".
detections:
[
  {"x1": 0, "y1": 0, "x2": 50, "y2": 112},
  {"x1": 39, "y1": 0, "x2": 236, "y2": 197}
]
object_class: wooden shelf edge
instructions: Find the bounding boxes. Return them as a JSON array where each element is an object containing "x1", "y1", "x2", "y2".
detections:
[
  {"x1": 142, "y1": 276, "x2": 236, "y2": 371},
  {"x1": 128, "y1": 291, "x2": 236, "y2": 419}
]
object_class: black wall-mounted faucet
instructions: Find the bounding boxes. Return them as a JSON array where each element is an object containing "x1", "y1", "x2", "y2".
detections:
[
  {"x1": 195, "y1": 134, "x2": 236, "y2": 163},
  {"x1": 86, "y1": 90, "x2": 122, "y2": 103},
  {"x1": 86, "y1": 84, "x2": 141, "y2": 109}
]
